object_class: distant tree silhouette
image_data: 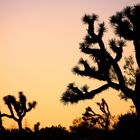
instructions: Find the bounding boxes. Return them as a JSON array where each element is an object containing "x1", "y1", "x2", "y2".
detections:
[
  {"x1": 1, "y1": 92, "x2": 36, "y2": 131},
  {"x1": 39, "y1": 125, "x2": 69, "y2": 140},
  {"x1": 82, "y1": 98, "x2": 111, "y2": 130},
  {"x1": 69, "y1": 117, "x2": 94, "y2": 138},
  {"x1": 70, "y1": 117, "x2": 114, "y2": 140},
  {"x1": 61, "y1": 4, "x2": 140, "y2": 119},
  {"x1": 34, "y1": 122, "x2": 40, "y2": 132},
  {"x1": 113, "y1": 112, "x2": 138, "y2": 139}
]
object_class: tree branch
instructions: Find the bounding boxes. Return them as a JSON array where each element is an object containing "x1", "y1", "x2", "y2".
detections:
[
  {"x1": 1, "y1": 113, "x2": 18, "y2": 121},
  {"x1": 61, "y1": 83, "x2": 110, "y2": 104},
  {"x1": 73, "y1": 58, "x2": 106, "y2": 81}
]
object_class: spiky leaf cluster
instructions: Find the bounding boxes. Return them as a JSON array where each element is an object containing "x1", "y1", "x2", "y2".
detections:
[{"x1": 110, "y1": 4, "x2": 140, "y2": 40}]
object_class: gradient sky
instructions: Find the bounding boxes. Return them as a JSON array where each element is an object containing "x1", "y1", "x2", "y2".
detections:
[{"x1": 0, "y1": 0, "x2": 139, "y2": 129}]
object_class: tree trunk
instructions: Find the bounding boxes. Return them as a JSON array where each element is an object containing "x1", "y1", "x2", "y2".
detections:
[
  {"x1": 133, "y1": 96, "x2": 140, "y2": 118},
  {"x1": 134, "y1": 39, "x2": 140, "y2": 68},
  {"x1": 132, "y1": 72, "x2": 140, "y2": 130},
  {"x1": 0, "y1": 112, "x2": 4, "y2": 131},
  {"x1": 133, "y1": 72, "x2": 140, "y2": 119},
  {"x1": 18, "y1": 120, "x2": 23, "y2": 131},
  {"x1": 132, "y1": 96, "x2": 140, "y2": 130},
  {"x1": 133, "y1": 36, "x2": 140, "y2": 118}
]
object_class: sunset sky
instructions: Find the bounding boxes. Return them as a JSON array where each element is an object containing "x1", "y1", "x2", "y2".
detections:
[{"x1": 0, "y1": 0, "x2": 139, "y2": 129}]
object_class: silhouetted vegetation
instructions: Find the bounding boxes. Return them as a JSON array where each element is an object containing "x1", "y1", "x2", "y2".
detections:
[
  {"x1": 113, "y1": 112, "x2": 139, "y2": 139},
  {"x1": 0, "y1": 105, "x2": 139, "y2": 139},
  {"x1": 60, "y1": 3, "x2": 140, "y2": 139},
  {"x1": 0, "y1": 92, "x2": 37, "y2": 131},
  {"x1": 0, "y1": 3, "x2": 140, "y2": 140},
  {"x1": 61, "y1": 2, "x2": 140, "y2": 120},
  {"x1": 82, "y1": 98, "x2": 113, "y2": 130}
]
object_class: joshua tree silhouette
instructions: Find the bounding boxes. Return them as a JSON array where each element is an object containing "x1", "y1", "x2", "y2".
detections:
[
  {"x1": 1, "y1": 91, "x2": 36, "y2": 130},
  {"x1": 110, "y1": 4, "x2": 140, "y2": 118},
  {"x1": 61, "y1": 4, "x2": 140, "y2": 119},
  {"x1": 82, "y1": 98, "x2": 111, "y2": 130}
]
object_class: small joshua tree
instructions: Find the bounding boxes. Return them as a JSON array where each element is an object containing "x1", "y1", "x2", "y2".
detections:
[
  {"x1": 1, "y1": 91, "x2": 36, "y2": 130},
  {"x1": 82, "y1": 98, "x2": 111, "y2": 130}
]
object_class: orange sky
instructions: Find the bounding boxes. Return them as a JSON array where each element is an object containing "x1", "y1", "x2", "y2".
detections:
[{"x1": 0, "y1": 0, "x2": 139, "y2": 129}]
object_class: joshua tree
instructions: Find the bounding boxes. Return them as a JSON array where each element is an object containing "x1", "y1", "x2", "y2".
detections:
[
  {"x1": 82, "y1": 98, "x2": 111, "y2": 130},
  {"x1": 110, "y1": 4, "x2": 140, "y2": 117},
  {"x1": 61, "y1": 4, "x2": 140, "y2": 119},
  {"x1": 1, "y1": 92, "x2": 36, "y2": 130}
]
